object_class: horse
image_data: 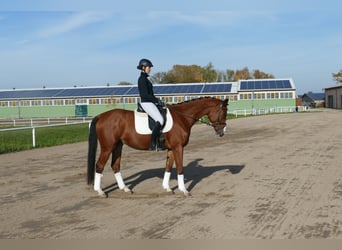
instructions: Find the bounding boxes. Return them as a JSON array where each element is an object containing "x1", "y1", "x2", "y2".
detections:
[{"x1": 87, "y1": 97, "x2": 229, "y2": 196}]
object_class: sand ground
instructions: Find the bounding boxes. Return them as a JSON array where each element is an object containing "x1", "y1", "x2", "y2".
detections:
[{"x1": 1, "y1": 109, "x2": 342, "y2": 239}]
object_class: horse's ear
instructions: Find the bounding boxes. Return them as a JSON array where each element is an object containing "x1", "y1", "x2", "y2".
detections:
[{"x1": 223, "y1": 98, "x2": 229, "y2": 106}]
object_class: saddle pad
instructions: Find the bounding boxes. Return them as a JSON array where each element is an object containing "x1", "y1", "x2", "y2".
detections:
[{"x1": 134, "y1": 108, "x2": 173, "y2": 135}]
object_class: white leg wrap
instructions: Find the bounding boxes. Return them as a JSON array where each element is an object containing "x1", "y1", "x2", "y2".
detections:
[
  {"x1": 162, "y1": 171, "x2": 171, "y2": 191},
  {"x1": 94, "y1": 172, "x2": 103, "y2": 191},
  {"x1": 114, "y1": 172, "x2": 126, "y2": 190},
  {"x1": 177, "y1": 174, "x2": 186, "y2": 192}
]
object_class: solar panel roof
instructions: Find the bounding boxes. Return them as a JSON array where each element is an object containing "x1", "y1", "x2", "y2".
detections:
[
  {"x1": 239, "y1": 79, "x2": 293, "y2": 91},
  {"x1": 0, "y1": 89, "x2": 63, "y2": 99},
  {"x1": 0, "y1": 80, "x2": 293, "y2": 100}
]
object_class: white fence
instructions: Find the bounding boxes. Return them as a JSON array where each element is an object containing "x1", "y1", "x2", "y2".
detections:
[
  {"x1": 0, "y1": 118, "x2": 91, "y2": 148},
  {"x1": 228, "y1": 106, "x2": 297, "y2": 117},
  {"x1": 0, "y1": 117, "x2": 92, "y2": 128}
]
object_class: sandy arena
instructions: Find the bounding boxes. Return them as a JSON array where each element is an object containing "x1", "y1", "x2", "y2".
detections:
[{"x1": 1, "y1": 109, "x2": 342, "y2": 239}]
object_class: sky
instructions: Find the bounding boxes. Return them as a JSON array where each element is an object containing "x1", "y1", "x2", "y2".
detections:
[{"x1": 1, "y1": 0, "x2": 342, "y2": 94}]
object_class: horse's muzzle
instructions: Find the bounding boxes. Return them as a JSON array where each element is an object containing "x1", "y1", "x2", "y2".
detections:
[{"x1": 216, "y1": 126, "x2": 226, "y2": 137}]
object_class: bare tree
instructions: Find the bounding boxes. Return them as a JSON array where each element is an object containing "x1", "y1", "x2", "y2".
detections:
[{"x1": 332, "y1": 69, "x2": 342, "y2": 83}]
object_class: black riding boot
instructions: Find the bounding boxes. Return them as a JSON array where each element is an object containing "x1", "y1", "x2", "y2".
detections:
[{"x1": 150, "y1": 122, "x2": 163, "y2": 151}]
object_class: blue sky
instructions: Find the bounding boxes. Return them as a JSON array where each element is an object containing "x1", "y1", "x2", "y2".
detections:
[{"x1": 1, "y1": 0, "x2": 341, "y2": 94}]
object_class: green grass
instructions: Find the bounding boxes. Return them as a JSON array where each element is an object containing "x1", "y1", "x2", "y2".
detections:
[{"x1": 0, "y1": 123, "x2": 89, "y2": 154}]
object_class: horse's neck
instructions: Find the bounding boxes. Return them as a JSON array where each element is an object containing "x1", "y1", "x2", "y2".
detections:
[{"x1": 178, "y1": 99, "x2": 212, "y2": 119}]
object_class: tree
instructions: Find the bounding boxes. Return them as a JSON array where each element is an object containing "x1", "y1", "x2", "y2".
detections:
[
  {"x1": 201, "y1": 62, "x2": 217, "y2": 82},
  {"x1": 161, "y1": 64, "x2": 203, "y2": 83},
  {"x1": 118, "y1": 81, "x2": 132, "y2": 85},
  {"x1": 332, "y1": 69, "x2": 342, "y2": 83},
  {"x1": 150, "y1": 72, "x2": 166, "y2": 84},
  {"x1": 252, "y1": 69, "x2": 275, "y2": 79},
  {"x1": 152, "y1": 64, "x2": 275, "y2": 84},
  {"x1": 226, "y1": 69, "x2": 235, "y2": 81},
  {"x1": 234, "y1": 67, "x2": 252, "y2": 81}
]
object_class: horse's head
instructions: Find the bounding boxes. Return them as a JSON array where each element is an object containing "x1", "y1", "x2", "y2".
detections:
[{"x1": 207, "y1": 98, "x2": 229, "y2": 137}]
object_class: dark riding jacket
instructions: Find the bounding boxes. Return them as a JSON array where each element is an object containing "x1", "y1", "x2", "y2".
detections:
[{"x1": 138, "y1": 72, "x2": 159, "y2": 103}]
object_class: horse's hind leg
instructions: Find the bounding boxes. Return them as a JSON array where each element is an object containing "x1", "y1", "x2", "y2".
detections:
[
  {"x1": 162, "y1": 150, "x2": 174, "y2": 192},
  {"x1": 111, "y1": 140, "x2": 131, "y2": 193},
  {"x1": 94, "y1": 149, "x2": 112, "y2": 197}
]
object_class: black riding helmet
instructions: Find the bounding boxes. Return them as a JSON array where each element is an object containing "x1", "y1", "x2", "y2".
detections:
[{"x1": 137, "y1": 58, "x2": 153, "y2": 70}]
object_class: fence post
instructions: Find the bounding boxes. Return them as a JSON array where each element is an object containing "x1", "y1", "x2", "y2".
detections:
[{"x1": 32, "y1": 127, "x2": 36, "y2": 148}]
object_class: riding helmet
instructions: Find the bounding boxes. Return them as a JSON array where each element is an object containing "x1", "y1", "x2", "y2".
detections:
[{"x1": 137, "y1": 58, "x2": 153, "y2": 70}]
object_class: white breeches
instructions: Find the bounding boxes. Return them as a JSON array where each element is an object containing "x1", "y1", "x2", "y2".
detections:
[{"x1": 140, "y1": 102, "x2": 164, "y2": 125}]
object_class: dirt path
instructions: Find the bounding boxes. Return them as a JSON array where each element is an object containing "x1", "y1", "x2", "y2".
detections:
[{"x1": 1, "y1": 109, "x2": 342, "y2": 239}]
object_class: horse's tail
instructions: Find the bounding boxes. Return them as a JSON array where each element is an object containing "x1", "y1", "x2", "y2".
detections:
[{"x1": 87, "y1": 116, "x2": 99, "y2": 185}]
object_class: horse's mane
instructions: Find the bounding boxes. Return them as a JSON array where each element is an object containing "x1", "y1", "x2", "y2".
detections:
[{"x1": 169, "y1": 96, "x2": 219, "y2": 107}]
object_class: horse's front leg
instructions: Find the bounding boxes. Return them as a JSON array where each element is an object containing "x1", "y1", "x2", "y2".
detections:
[
  {"x1": 173, "y1": 146, "x2": 190, "y2": 196},
  {"x1": 162, "y1": 150, "x2": 174, "y2": 192},
  {"x1": 111, "y1": 141, "x2": 131, "y2": 193}
]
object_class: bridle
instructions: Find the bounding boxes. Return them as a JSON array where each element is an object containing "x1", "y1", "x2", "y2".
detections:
[
  {"x1": 169, "y1": 100, "x2": 227, "y2": 129},
  {"x1": 210, "y1": 101, "x2": 227, "y2": 129}
]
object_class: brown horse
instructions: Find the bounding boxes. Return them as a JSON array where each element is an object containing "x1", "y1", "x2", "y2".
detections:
[{"x1": 87, "y1": 97, "x2": 229, "y2": 196}]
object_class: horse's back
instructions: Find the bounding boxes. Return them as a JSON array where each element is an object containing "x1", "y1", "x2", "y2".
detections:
[
  {"x1": 95, "y1": 108, "x2": 132, "y2": 127},
  {"x1": 98, "y1": 108, "x2": 132, "y2": 119}
]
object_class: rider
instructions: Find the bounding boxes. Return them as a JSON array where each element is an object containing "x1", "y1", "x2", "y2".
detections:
[{"x1": 137, "y1": 58, "x2": 165, "y2": 151}]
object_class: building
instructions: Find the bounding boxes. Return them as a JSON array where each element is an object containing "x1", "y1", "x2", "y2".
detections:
[
  {"x1": 0, "y1": 78, "x2": 296, "y2": 119},
  {"x1": 325, "y1": 84, "x2": 342, "y2": 109},
  {"x1": 301, "y1": 92, "x2": 325, "y2": 108}
]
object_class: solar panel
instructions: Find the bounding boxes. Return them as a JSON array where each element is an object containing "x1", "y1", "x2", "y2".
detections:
[
  {"x1": 125, "y1": 86, "x2": 139, "y2": 95},
  {"x1": 0, "y1": 89, "x2": 62, "y2": 99},
  {"x1": 283, "y1": 80, "x2": 291, "y2": 88},
  {"x1": 261, "y1": 81, "x2": 270, "y2": 89},
  {"x1": 247, "y1": 81, "x2": 254, "y2": 89},
  {"x1": 254, "y1": 81, "x2": 262, "y2": 89},
  {"x1": 269, "y1": 81, "x2": 276, "y2": 89},
  {"x1": 238, "y1": 79, "x2": 292, "y2": 90},
  {"x1": 160, "y1": 84, "x2": 203, "y2": 94},
  {"x1": 202, "y1": 83, "x2": 232, "y2": 93},
  {"x1": 240, "y1": 81, "x2": 248, "y2": 90}
]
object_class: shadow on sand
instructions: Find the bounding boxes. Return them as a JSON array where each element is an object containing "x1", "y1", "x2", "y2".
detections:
[{"x1": 103, "y1": 158, "x2": 245, "y2": 195}]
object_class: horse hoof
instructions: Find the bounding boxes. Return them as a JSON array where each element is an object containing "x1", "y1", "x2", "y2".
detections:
[
  {"x1": 96, "y1": 190, "x2": 107, "y2": 198},
  {"x1": 183, "y1": 191, "x2": 191, "y2": 196},
  {"x1": 123, "y1": 187, "x2": 133, "y2": 193},
  {"x1": 164, "y1": 187, "x2": 174, "y2": 193},
  {"x1": 179, "y1": 189, "x2": 191, "y2": 196}
]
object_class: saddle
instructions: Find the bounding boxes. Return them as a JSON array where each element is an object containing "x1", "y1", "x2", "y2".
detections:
[{"x1": 134, "y1": 103, "x2": 173, "y2": 135}]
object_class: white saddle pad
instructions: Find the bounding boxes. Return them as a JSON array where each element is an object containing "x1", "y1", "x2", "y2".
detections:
[{"x1": 134, "y1": 108, "x2": 173, "y2": 135}]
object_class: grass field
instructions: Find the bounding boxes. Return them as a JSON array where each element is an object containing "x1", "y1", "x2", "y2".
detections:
[{"x1": 0, "y1": 123, "x2": 89, "y2": 154}]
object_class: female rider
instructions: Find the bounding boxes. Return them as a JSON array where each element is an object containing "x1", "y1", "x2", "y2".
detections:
[{"x1": 137, "y1": 58, "x2": 164, "y2": 151}]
